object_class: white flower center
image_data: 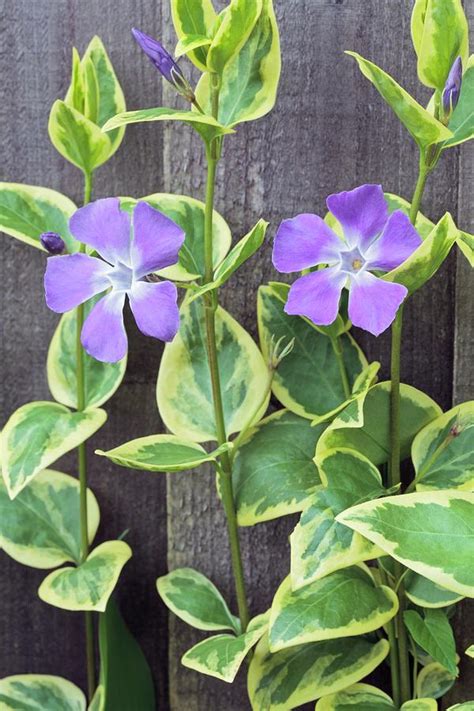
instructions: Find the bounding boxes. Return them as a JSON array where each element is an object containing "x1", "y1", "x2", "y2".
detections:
[
  {"x1": 107, "y1": 262, "x2": 134, "y2": 292},
  {"x1": 338, "y1": 246, "x2": 366, "y2": 274}
]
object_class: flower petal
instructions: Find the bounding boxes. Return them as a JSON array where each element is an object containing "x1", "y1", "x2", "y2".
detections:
[
  {"x1": 349, "y1": 271, "x2": 407, "y2": 336},
  {"x1": 129, "y1": 280, "x2": 179, "y2": 342},
  {"x1": 131, "y1": 202, "x2": 185, "y2": 279},
  {"x1": 70, "y1": 198, "x2": 131, "y2": 265},
  {"x1": 81, "y1": 292, "x2": 127, "y2": 363},
  {"x1": 364, "y1": 210, "x2": 422, "y2": 271},
  {"x1": 326, "y1": 184, "x2": 388, "y2": 250},
  {"x1": 285, "y1": 267, "x2": 346, "y2": 326},
  {"x1": 272, "y1": 214, "x2": 341, "y2": 273},
  {"x1": 44, "y1": 254, "x2": 111, "y2": 313}
]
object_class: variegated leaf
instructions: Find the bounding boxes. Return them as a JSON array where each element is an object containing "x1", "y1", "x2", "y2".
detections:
[
  {"x1": 0, "y1": 182, "x2": 78, "y2": 252},
  {"x1": 247, "y1": 633, "x2": 389, "y2": 710},
  {"x1": 157, "y1": 300, "x2": 269, "y2": 442},
  {"x1": 405, "y1": 570, "x2": 464, "y2": 608},
  {"x1": 0, "y1": 675, "x2": 86, "y2": 711},
  {"x1": 157, "y1": 567, "x2": 240, "y2": 633},
  {"x1": 447, "y1": 704, "x2": 474, "y2": 711},
  {"x1": 0, "y1": 469, "x2": 99, "y2": 569},
  {"x1": 337, "y1": 491, "x2": 474, "y2": 597},
  {"x1": 48, "y1": 295, "x2": 126, "y2": 409},
  {"x1": 444, "y1": 58, "x2": 474, "y2": 148},
  {"x1": 404, "y1": 608, "x2": 457, "y2": 676},
  {"x1": 1, "y1": 401, "x2": 107, "y2": 498},
  {"x1": 269, "y1": 566, "x2": 398, "y2": 650},
  {"x1": 182, "y1": 612, "x2": 269, "y2": 683},
  {"x1": 207, "y1": 0, "x2": 262, "y2": 75},
  {"x1": 311, "y1": 361, "x2": 380, "y2": 427},
  {"x1": 412, "y1": 402, "x2": 474, "y2": 491},
  {"x1": 258, "y1": 283, "x2": 366, "y2": 420},
  {"x1": 233, "y1": 410, "x2": 325, "y2": 526},
  {"x1": 315, "y1": 683, "x2": 395, "y2": 710},
  {"x1": 49, "y1": 100, "x2": 112, "y2": 173},
  {"x1": 417, "y1": 661, "x2": 457, "y2": 699},
  {"x1": 291, "y1": 448, "x2": 385, "y2": 587},
  {"x1": 170, "y1": 0, "x2": 217, "y2": 71},
  {"x1": 316, "y1": 382, "x2": 441, "y2": 465},
  {"x1": 38, "y1": 540, "x2": 131, "y2": 612}
]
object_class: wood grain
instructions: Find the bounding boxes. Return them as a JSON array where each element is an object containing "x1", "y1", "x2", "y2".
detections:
[{"x1": 0, "y1": 0, "x2": 472, "y2": 708}]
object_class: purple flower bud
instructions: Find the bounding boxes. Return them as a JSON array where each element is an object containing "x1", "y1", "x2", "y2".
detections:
[
  {"x1": 131, "y1": 28, "x2": 195, "y2": 102},
  {"x1": 40, "y1": 232, "x2": 66, "y2": 255},
  {"x1": 442, "y1": 56, "x2": 463, "y2": 117}
]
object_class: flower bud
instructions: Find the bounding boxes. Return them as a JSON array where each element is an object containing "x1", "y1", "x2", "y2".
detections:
[
  {"x1": 40, "y1": 232, "x2": 66, "y2": 255},
  {"x1": 442, "y1": 56, "x2": 463, "y2": 120},
  {"x1": 131, "y1": 28, "x2": 195, "y2": 102},
  {"x1": 268, "y1": 335, "x2": 295, "y2": 370}
]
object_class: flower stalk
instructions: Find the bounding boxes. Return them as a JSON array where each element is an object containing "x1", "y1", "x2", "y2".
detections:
[
  {"x1": 77, "y1": 170, "x2": 96, "y2": 701},
  {"x1": 201, "y1": 77, "x2": 250, "y2": 632}
]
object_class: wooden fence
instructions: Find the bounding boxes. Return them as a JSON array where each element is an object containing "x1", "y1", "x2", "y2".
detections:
[{"x1": 1, "y1": 0, "x2": 472, "y2": 708}]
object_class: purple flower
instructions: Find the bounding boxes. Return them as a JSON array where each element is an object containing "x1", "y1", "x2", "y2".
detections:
[
  {"x1": 40, "y1": 232, "x2": 66, "y2": 255},
  {"x1": 132, "y1": 28, "x2": 195, "y2": 102},
  {"x1": 44, "y1": 198, "x2": 185, "y2": 362},
  {"x1": 272, "y1": 185, "x2": 422, "y2": 336},
  {"x1": 442, "y1": 56, "x2": 463, "y2": 117}
]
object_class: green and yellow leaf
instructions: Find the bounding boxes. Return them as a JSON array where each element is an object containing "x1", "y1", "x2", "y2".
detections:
[
  {"x1": 417, "y1": 661, "x2": 457, "y2": 699},
  {"x1": 444, "y1": 59, "x2": 474, "y2": 148},
  {"x1": 412, "y1": 402, "x2": 474, "y2": 491},
  {"x1": 0, "y1": 675, "x2": 86, "y2": 711},
  {"x1": 233, "y1": 410, "x2": 325, "y2": 526},
  {"x1": 291, "y1": 448, "x2": 385, "y2": 587},
  {"x1": 337, "y1": 491, "x2": 474, "y2": 597},
  {"x1": 247, "y1": 633, "x2": 389, "y2": 710},
  {"x1": 157, "y1": 567, "x2": 240, "y2": 633},
  {"x1": 0, "y1": 469, "x2": 99, "y2": 569},
  {"x1": 405, "y1": 570, "x2": 464, "y2": 608},
  {"x1": 207, "y1": 0, "x2": 262, "y2": 75},
  {"x1": 1, "y1": 401, "x2": 107, "y2": 498},
  {"x1": 404, "y1": 608, "x2": 457, "y2": 676},
  {"x1": 315, "y1": 683, "x2": 395, "y2": 710},
  {"x1": 157, "y1": 300, "x2": 269, "y2": 442},
  {"x1": 49, "y1": 100, "x2": 112, "y2": 173},
  {"x1": 182, "y1": 612, "x2": 269, "y2": 683},
  {"x1": 171, "y1": 0, "x2": 217, "y2": 71},
  {"x1": 0, "y1": 182, "x2": 78, "y2": 252},
  {"x1": 38, "y1": 540, "x2": 132, "y2": 612}
]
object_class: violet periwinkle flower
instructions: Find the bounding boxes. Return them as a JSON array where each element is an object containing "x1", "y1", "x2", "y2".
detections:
[
  {"x1": 442, "y1": 56, "x2": 463, "y2": 118},
  {"x1": 132, "y1": 28, "x2": 195, "y2": 102},
  {"x1": 40, "y1": 232, "x2": 66, "y2": 255},
  {"x1": 272, "y1": 184, "x2": 422, "y2": 336},
  {"x1": 44, "y1": 198, "x2": 185, "y2": 362}
]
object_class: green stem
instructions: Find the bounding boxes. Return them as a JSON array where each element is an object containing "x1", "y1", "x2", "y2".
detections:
[
  {"x1": 77, "y1": 170, "x2": 95, "y2": 700},
  {"x1": 330, "y1": 336, "x2": 351, "y2": 399},
  {"x1": 379, "y1": 565, "x2": 401, "y2": 708},
  {"x1": 201, "y1": 76, "x2": 250, "y2": 632},
  {"x1": 388, "y1": 160, "x2": 430, "y2": 704}
]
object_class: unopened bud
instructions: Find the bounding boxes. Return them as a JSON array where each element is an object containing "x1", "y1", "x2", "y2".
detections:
[
  {"x1": 269, "y1": 335, "x2": 295, "y2": 369},
  {"x1": 40, "y1": 232, "x2": 66, "y2": 255},
  {"x1": 442, "y1": 56, "x2": 463, "y2": 121}
]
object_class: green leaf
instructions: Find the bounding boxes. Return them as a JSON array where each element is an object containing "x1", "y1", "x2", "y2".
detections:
[
  {"x1": 383, "y1": 213, "x2": 458, "y2": 295},
  {"x1": 182, "y1": 612, "x2": 269, "y2": 682},
  {"x1": 411, "y1": 0, "x2": 469, "y2": 90},
  {"x1": 0, "y1": 675, "x2": 86, "y2": 711},
  {"x1": 0, "y1": 182, "x2": 78, "y2": 252},
  {"x1": 157, "y1": 300, "x2": 269, "y2": 442},
  {"x1": 102, "y1": 107, "x2": 234, "y2": 145},
  {"x1": 1, "y1": 401, "x2": 107, "y2": 498},
  {"x1": 337, "y1": 491, "x2": 474, "y2": 597},
  {"x1": 404, "y1": 608, "x2": 458, "y2": 675},
  {"x1": 83, "y1": 55, "x2": 100, "y2": 124},
  {"x1": 315, "y1": 683, "x2": 395, "y2": 710},
  {"x1": 97, "y1": 598, "x2": 155, "y2": 711},
  {"x1": 316, "y1": 382, "x2": 441, "y2": 466},
  {"x1": 0, "y1": 469, "x2": 99, "y2": 569},
  {"x1": 291, "y1": 448, "x2": 385, "y2": 587},
  {"x1": 97, "y1": 435, "x2": 228, "y2": 472},
  {"x1": 47, "y1": 296, "x2": 126, "y2": 409},
  {"x1": 38, "y1": 540, "x2": 132, "y2": 612},
  {"x1": 311, "y1": 361, "x2": 380, "y2": 426},
  {"x1": 189, "y1": 219, "x2": 268, "y2": 302},
  {"x1": 157, "y1": 567, "x2": 240, "y2": 633},
  {"x1": 417, "y1": 661, "x2": 457, "y2": 699},
  {"x1": 258, "y1": 283, "x2": 366, "y2": 420},
  {"x1": 247, "y1": 633, "x2": 389, "y2": 710},
  {"x1": 80, "y1": 36, "x2": 126, "y2": 157},
  {"x1": 466, "y1": 645, "x2": 474, "y2": 658},
  {"x1": 233, "y1": 410, "x2": 325, "y2": 526},
  {"x1": 384, "y1": 192, "x2": 436, "y2": 240},
  {"x1": 175, "y1": 34, "x2": 212, "y2": 59},
  {"x1": 405, "y1": 570, "x2": 464, "y2": 608},
  {"x1": 269, "y1": 566, "x2": 398, "y2": 651},
  {"x1": 207, "y1": 0, "x2": 262, "y2": 75},
  {"x1": 444, "y1": 60, "x2": 474, "y2": 148},
  {"x1": 171, "y1": 0, "x2": 217, "y2": 71},
  {"x1": 49, "y1": 100, "x2": 112, "y2": 173},
  {"x1": 447, "y1": 704, "x2": 474, "y2": 711},
  {"x1": 65, "y1": 47, "x2": 85, "y2": 113},
  {"x1": 412, "y1": 402, "x2": 474, "y2": 491},
  {"x1": 458, "y1": 229, "x2": 474, "y2": 267},
  {"x1": 88, "y1": 686, "x2": 104, "y2": 711},
  {"x1": 402, "y1": 702, "x2": 438, "y2": 711},
  {"x1": 197, "y1": 0, "x2": 280, "y2": 127},
  {"x1": 346, "y1": 52, "x2": 452, "y2": 149}
]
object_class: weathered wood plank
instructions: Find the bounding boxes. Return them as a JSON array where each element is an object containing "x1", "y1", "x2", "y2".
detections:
[{"x1": 0, "y1": 0, "x2": 170, "y2": 704}]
